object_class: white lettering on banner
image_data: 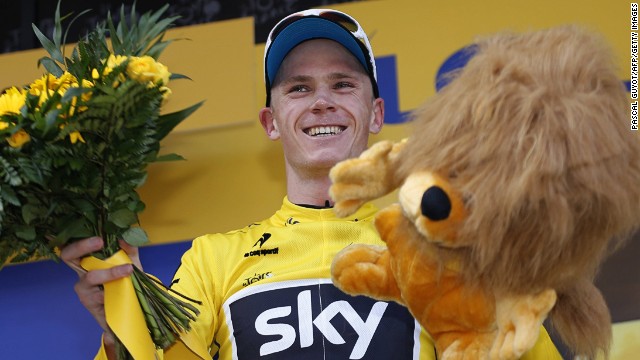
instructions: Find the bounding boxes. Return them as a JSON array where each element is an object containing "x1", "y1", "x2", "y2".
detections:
[
  {"x1": 633, "y1": 3, "x2": 639, "y2": 30},
  {"x1": 254, "y1": 289, "x2": 389, "y2": 359}
]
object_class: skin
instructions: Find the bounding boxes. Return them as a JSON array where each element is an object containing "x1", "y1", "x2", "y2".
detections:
[{"x1": 61, "y1": 38, "x2": 384, "y2": 359}]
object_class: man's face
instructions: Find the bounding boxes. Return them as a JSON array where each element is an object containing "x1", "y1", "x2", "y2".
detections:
[{"x1": 261, "y1": 39, "x2": 384, "y2": 174}]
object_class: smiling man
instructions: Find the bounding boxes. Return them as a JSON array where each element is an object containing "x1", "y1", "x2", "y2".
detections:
[{"x1": 62, "y1": 8, "x2": 562, "y2": 360}]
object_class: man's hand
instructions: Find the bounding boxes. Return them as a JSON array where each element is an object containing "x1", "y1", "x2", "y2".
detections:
[{"x1": 60, "y1": 237, "x2": 141, "y2": 355}]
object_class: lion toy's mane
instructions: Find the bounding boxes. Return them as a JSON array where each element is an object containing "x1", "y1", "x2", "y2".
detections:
[
  {"x1": 330, "y1": 25, "x2": 640, "y2": 359},
  {"x1": 402, "y1": 24, "x2": 640, "y2": 356}
]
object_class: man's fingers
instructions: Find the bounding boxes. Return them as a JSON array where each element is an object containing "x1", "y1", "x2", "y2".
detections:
[
  {"x1": 117, "y1": 239, "x2": 142, "y2": 269},
  {"x1": 60, "y1": 237, "x2": 104, "y2": 275},
  {"x1": 60, "y1": 236, "x2": 103, "y2": 262},
  {"x1": 117, "y1": 239, "x2": 139, "y2": 257},
  {"x1": 75, "y1": 280, "x2": 105, "y2": 306},
  {"x1": 74, "y1": 275, "x2": 110, "y2": 332},
  {"x1": 81, "y1": 264, "x2": 134, "y2": 287}
]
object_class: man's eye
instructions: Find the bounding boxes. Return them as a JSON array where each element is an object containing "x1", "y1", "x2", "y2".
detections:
[
  {"x1": 289, "y1": 85, "x2": 308, "y2": 93},
  {"x1": 334, "y1": 82, "x2": 354, "y2": 89}
]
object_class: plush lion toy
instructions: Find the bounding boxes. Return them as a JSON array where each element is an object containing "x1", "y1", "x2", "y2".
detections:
[{"x1": 330, "y1": 25, "x2": 640, "y2": 360}]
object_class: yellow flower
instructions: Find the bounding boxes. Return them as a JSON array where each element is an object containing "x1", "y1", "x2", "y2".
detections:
[
  {"x1": 159, "y1": 86, "x2": 172, "y2": 103},
  {"x1": 28, "y1": 72, "x2": 81, "y2": 107},
  {"x1": 127, "y1": 56, "x2": 171, "y2": 85},
  {"x1": 7, "y1": 129, "x2": 30, "y2": 148},
  {"x1": 79, "y1": 79, "x2": 94, "y2": 103},
  {"x1": 102, "y1": 54, "x2": 128, "y2": 78},
  {"x1": 154, "y1": 61, "x2": 171, "y2": 85},
  {"x1": 69, "y1": 131, "x2": 85, "y2": 144},
  {"x1": 32, "y1": 88, "x2": 57, "y2": 107},
  {"x1": 29, "y1": 73, "x2": 57, "y2": 93},
  {"x1": 66, "y1": 79, "x2": 94, "y2": 115},
  {"x1": 0, "y1": 87, "x2": 26, "y2": 115},
  {"x1": 29, "y1": 72, "x2": 78, "y2": 94},
  {"x1": 100, "y1": 54, "x2": 129, "y2": 87},
  {"x1": 59, "y1": 123, "x2": 85, "y2": 144},
  {"x1": 56, "y1": 71, "x2": 78, "y2": 92},
  {"x1": 106, "y1": 54, "x2": 128, "y2": 68}
]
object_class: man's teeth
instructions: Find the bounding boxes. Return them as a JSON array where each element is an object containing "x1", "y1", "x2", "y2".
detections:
[{"x1": 307, "y1": 126, "x2": 344, "y2": 136}]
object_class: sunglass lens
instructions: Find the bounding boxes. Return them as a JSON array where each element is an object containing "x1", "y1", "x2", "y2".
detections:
[
  {"x1": 319, "y1": 12, "x2": 358, "y2": 32},
  {"x1": 270, "y1": 11, "x2": 359, "y2": 43},
  {"x1": 270, "y1": 16, "x2": 302, "y2": 42}
]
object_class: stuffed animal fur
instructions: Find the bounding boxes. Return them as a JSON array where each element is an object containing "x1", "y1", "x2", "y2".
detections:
[{"x1": 330, "y1": 25, "x2": 640, "y2": 359}]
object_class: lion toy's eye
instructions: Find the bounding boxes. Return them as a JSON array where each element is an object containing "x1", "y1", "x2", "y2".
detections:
[{"x1": 399, "y1": 171, "x2": 466, "y2": 246}]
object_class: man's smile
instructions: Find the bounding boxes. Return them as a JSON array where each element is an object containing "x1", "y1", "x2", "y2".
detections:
[{"x1": 304, "y1": 125, "x2": 346, "y2": 137}]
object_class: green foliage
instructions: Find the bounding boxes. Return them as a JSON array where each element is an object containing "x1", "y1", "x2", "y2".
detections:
[
  {"x1": 2, "y1": 4, "x2": 205, "y2": 355},
  {"x1": 0, "y1": 1, "x2": 202, "y2": 266}
]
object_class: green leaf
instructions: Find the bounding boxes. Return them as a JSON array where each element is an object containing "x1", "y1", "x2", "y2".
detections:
[
  {"x1": 153, "y1": 153, "x2": 185, "y2": 162},
  {"x1": 109, "y1": 208, "x2": 137, "y2": 228},
  {"x1": 72, "y1": 198, "x2": 96, "y2": 214},
  {"x1": 128, "y1": 199, "x2": 146, "y2": 213},
  {"x1": 61, "y1": 87, "x2": 90, "y2": 103},
  {"x1": 21, "y1": 203, "x2": 46, "y2": 224},
  {"x1": 62, "y1": 9, "x2": 93, "y2": 52},
  {"x1": 32, "y1": 24, "x2": 64, "y2": 64},
  {"x1": 146, "y1": 38, "x2": 172, "y2": 60},
  {"x1": 122, "y1": 227, "x2": 149, "y2": 247},
  {"x1": 1, "y1": 186, "x2": 20, "y2": 206},
  {"x1": 169, "y1": 73, "x2": 192, "y2": 81},
  {"x1": 107, "y1": 10, "x2": 123, "y2": 54},
  {"x1": 52, "y1": 1, "x2": 63, "y2": 48},
  {"x1": 155, "y1": 101, "x2": 204, "y2": 141},
  {"x1": 44, "y1": 108, "x2": 61, "y2": 133},
  {"x1": 37, "y1": 58, "x2": 64, "y2": 77},
  {"x1": 53, "y1": 217, "x2": 93, "y2": 246},
  {"x1": 15, "y1": 225, "x2": 36, "y2": 241}
]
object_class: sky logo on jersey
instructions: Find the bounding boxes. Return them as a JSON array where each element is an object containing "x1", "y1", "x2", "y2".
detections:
[{"x1": 224, "y1": 280, "x2": 419, "y2": 359}]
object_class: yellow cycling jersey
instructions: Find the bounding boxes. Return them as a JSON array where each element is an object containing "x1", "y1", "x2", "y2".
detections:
[{"x1": 96, "y1": 197, "x2": 562, "y2": 360}]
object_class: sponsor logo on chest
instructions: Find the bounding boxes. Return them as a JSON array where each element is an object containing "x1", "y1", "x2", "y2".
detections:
[
  {"x1": 224, "y1": 280, "x2": 419, "y2": 359},
  {"x1": 244, "y1": 232, "x2": 279, "y2": 258}
]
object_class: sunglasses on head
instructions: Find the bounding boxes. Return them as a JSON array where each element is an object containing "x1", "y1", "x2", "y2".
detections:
[{"x1": 269, "y1": 9, "x2": 362, "y2": 44}]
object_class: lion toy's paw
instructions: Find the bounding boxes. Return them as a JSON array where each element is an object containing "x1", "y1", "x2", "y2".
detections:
[
  {"x1": 440, "y1": 333, "x2": 495, "y2": 360},
  {"x1": 330, "y1": 140, "x2": 405, "y2": 217},
  {"x1": 490, "y1": 289, "x2": 557, "y2": 359},
  {"x1": 331, "y1": 244, "x2": 400, "y2": 301}
]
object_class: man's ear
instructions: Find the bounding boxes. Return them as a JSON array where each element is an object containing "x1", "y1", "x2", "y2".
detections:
[
  {"x1": 369, "y1": 98, "x2": 384, "y2": 134},
  {"x1": 259, "y1": 107, "x2": 280, "y2": 140}
]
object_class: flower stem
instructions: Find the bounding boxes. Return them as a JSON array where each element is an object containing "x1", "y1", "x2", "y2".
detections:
[
  {"x1": 130, "y1": 269, "x2": 168, "y2": 347},
  {"x1": 130, "y1": 266, "x2": 200, "y2": 350}
]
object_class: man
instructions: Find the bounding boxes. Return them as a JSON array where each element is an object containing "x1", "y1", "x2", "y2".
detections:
[{"x1": 62, "y1": 8, "x2": 562, "y2": 359}]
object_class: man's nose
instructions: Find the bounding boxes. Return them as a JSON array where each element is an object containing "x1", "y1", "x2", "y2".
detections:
[{"x1": 311, "y1": 88, "x2": 336, "y2": 112}]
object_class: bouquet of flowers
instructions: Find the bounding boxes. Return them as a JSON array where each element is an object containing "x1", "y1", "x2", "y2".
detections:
[{"x1": 0, "y1": 2, "x2": 203, "y2": 359}]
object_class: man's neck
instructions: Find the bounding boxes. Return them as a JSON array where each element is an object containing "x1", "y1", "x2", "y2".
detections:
[{"x1": 285, "y1": 165, "x2": 334, "y2": 208}]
